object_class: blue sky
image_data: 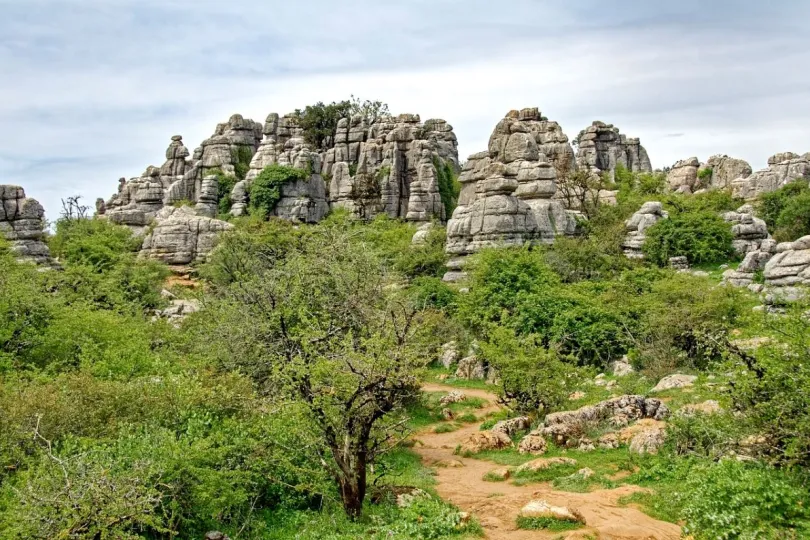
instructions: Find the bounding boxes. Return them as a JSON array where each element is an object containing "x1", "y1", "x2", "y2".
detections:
[{"x1": 2, "y1": 0, "x2": 809, "y2": 219}]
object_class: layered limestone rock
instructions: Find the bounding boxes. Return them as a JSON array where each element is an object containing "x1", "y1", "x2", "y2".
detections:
[
  {"x1": 622, "y1": 202, "x2": 668, "y2": 258},
  {"x1": 706, "y1": 155, "x2": 752, "y2": 190},
  {"x1": 443, "y1": 109, "x2": 577, "y2": 280},
  {"x1": 103, "y1": 168, "x2": 166, "y2": 234},
  {"x1": 763, "y1": 236, "x2": 810, "y2": 287},
  {"x1": 731, "y1": 152, "x2": 810, "y2": 199},
  {"x1": 575, "y1": 121, "x2": 652, "y2": 179},
  {"x1": 140, "y1": 206, "x2": 233, "y2": 266},
  {"x1": 723, "y1": 205, "x2": 772, "y2": 256},
  {"x1": 0, "y1": 185, "x2": 54, "y2": 265},
  {"x1": 231, "y1": 112, "x2": 458, "y2": 223},
  {"x1": 666, "y1": 157, "x2": 700, "y2": 193}
]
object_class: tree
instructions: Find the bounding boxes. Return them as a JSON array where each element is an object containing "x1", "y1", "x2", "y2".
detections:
[
  {"x1": 349, "y1": 95, "x2": 390, "y2": 126},
  {"x1": 554, "y1": 160, "x2": 609, "y2": 219},
  {"x1": 295, "y1": 100, "x2": 352, "y2": 150},
  {"x1": 60, "y1": 196, "x2": 90, "y2": 221},
  {"x1": 204, "y1": 229, "x2": 435, "y2": 518}
]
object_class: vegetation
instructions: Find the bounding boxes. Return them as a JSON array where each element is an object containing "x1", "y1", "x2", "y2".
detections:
[
  {"x1": 434, "y1": 157, "x2": 461, "y2": 219},
  {"x1": 643, "y1": 211, "x2": 735, "y2": 266},
  {"x1": 295, "y1": 96, "x2": 390, "y2": 150},
  {"x1": 758, "y1": 179, "x2": 810, "y2": 242},
  {"x1": 248, "y1": 164, "x2": 309, "y2": 217}
]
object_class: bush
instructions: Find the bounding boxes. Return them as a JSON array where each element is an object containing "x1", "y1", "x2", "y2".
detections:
[
  {"x1": 408, "y1": 277, "x2": 458, "y2": 313},
  {"x1": 643, "y1": 211, "x2": 735, "y2": 266},
  {"x1": 249, "y1": 165, "x2": 309, "y2": 217},
  {"x1": 395, "y1": 226, "x2": 448, "y2": 278},
  {"x1": 434, "y1": 157, "x2": 460, "y2": 219},
  {"x1": 759, "y1": 180, "x2": 810, "y2": 241},
  {"x1": 49, "y1": 218, "x2": 140, "y2": 271}
]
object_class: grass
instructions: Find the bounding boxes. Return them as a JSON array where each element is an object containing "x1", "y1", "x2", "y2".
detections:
[
  {"x1": 426, "y1": 366, "x2": 492, "y2": 391},
  {"x1": 516, "y1": 516, "x2": 583, "y2": 531},
  {"x1": 434, "y1": 423, "x2": 461, "y2": 434},
  {"x1": 618, "y1": 490, "x2": 681, "y2": 524},
  {"x1": 482, "y1": 472, "x2": 508, "y2": 482}
]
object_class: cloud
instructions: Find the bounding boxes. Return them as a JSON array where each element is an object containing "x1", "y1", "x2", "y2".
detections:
[{"x1": 1, "y1": 0, "x2": 809, "y2": 217}]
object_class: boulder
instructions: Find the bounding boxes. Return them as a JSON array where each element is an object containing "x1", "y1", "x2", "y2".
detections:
[
  {"x1": 439, "y1": 341, "x2": 460, "y2": 369},
  {"x1": 439, "y1": 391, "x2": 466, "y2": 406},
  {"x1": 491, "y1": 417, "x2": 531, "y2": 437},
  {"x1": 515, "y1": 457, "x2": 577, "y2": 473},
  {"x1": 610, "y1": 357, "x2": 635, "y2": 377},
  {"x1": 519, "y1": 500, "x2": 585, "y2": 525},
  {"x1": 666, "y1": 157, "x2": 700, "y2": 193},
  {"x1": 651, "y1": 374, "x2": 698, "y2": 392},
  {"x1": 486, "y1": 468, "x2": 511, "y2": 481},
  {"x1": 628, "y1": 425, "x2": 667, "y2": 454},
  {"x1": 454, "y1": 355, "x2": 487, "y2": 380},
  {"x1": 763, "y1": 236, "x2": 810, "y2": 287},
  {"x1": 669, "y1": 256, "x2": 689, "y2": 270},
  {"x1": 705, "y1": 155, "x2": 752, "y2": 190},
  {"x1": 517, "y1": 434, "x2": 548, "y2": 455},
  {"x1": 678, "y1": 400, "x2": 722, "y2": 416},
  {"x1": 459, "y1": 431, "x2": 512, "y2": 454}
]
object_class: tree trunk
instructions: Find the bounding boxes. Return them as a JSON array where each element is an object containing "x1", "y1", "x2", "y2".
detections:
[{"x1": 338, "y1": 457, "x2": 367, "y2": 519}]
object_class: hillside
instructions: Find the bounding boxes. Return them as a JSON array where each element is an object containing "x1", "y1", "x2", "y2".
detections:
[{"x1": 1, "y1": 100, "x2": 810, "y2": 539}]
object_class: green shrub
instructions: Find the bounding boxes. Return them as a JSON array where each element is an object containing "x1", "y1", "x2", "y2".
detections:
[
  {"x1": 395, "y1": 226, "x2": 448, "y2": 278},
  {"x1": 50, "y1": 218, "x2": 140, "y2": 272},
  {"x1": 759, "y1": 180, "x2": 810, "y2": 241},
  {"x1": 697, "y1": 167, "x2": 713, "y2": 180},
  {"x1": 434, "y1": 157, "x2": 461, "y2": 219},
  {"x1": 680, "y1": 460, "x2": 810, "y2": 539},
  {"x1": 408, "y1": 277, "x2": 458, "y2": 313},
  {"x1": 231, "y1": 145, "x2": 253, "y2": 181},
  {"x1": 643, "y1": 211, "x2": 735, "y2": 266},
  {"x1": 516, "y1": 515, "x2": 583, "y2": 531},
  {"x1": 249, "y1": 164, "x2": 309, "y2": 217},
  {"x1": 541, "y1": 236, "x2": 632, "y2": 283}
]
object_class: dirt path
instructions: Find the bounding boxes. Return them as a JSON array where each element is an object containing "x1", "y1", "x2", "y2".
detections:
[{"x1": 414, "y1": 383, "x2": 682, "y2": 540}]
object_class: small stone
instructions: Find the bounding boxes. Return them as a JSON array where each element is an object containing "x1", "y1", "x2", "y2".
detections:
[
  {"x1": 568, "y1": 391, "x2": 586, "y2": 400},
  {"x1": 651, "y1": 374, "x2": 698, "y2": 392},
  {"x1": 577, "y1": 467, "x2": 595, "y2": 479},
  {"x1": 441, "y1": 408, "x2": 454, "y2": 420},
  {"x1": 439, "y1": 391, "x2": 466, "y2": 406},
  {"x1": 517, "y1": 434, "x2": 548, "y2": 455},
  {"x1": 515, "y1": 457, "x2": 577, "y2": 473}
]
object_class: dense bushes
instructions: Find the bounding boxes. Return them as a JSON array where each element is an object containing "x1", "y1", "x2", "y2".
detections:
[
  {"x1": 249, "y1": 164, "x2": 309, "y2": 217},
  {"x1": 759, "y1": 180, "x2": 810, "y2": 242},
  {"x1": 643, "y1": 211, "x2": 735, "y2": 266},
  {"x1": 434, "y1": 157, "x2": 461, "y2": 219}
]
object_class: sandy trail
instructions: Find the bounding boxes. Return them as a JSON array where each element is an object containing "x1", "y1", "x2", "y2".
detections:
[{"x1": 414, "y1": 383, "x2": 681, "y2": 540}]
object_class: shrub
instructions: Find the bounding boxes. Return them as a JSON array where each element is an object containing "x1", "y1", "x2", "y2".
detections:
[
  {"x1": 434, "y1": 157, "x2": 461, "y2": 219},
  {"x1": 248, "y1": 165, "x2": 309, "y2": 217},
  {"x1": 541, "y1": 236, "x2": 632, "y2": 283},
  {"x1": 408, "y1": 277, "x2": 458, "y2": 313},
  {"x1": 49, "y1": 218, "x2": 140, "y2": 272},
  {"x1": 758, "y1": 180, "x2": 810, "y2": 241},
  {"x1": 643, "y1": 211, "x2": 735, "y2": 266},
  {"x1": 394, "y1": 226, "x2": 448, "y2": 278},
  {"x1": 294, "y1": 100, "x2": 352, "y2": 150},
  {"x1": 697, "y1": 167, "x2": 713, "y2": 180}
]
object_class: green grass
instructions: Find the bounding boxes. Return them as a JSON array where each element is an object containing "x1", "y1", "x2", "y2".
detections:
[
  {"x1": 407, "y1": 392, "x2": 486, "y2": 431},
  {"x1": 482, "y1": 472, "x2": 508, "y2": 482},
  {"x1": 434, "y1": 423, "x2": 461, "y2": 434},
  {"x1": 516, "y1": 516, "x2": 583, "y2": 531},
  {"x1": 618, "y1": 490, "x2": 681, "y2": 524},
  {"x1": 426, "y1": 366, "x2": 492, "y2": 391}
]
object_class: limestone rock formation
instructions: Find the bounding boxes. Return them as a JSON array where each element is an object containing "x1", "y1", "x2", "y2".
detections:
[
  {"x1": 622, "y1": 202, "x2": 668, "y2": 258},
  {"x1": 651, "y1": 374, "x2": 697, "y2": 392},
  {"x1": 731, "y1": 152, "x2": 810, "y2": 199},
  {"x1": 444, "y1": 109, "x2": 577, "y2": 280},
  {"x1": 763, "y1": 236, "x2": 810, "y2": 287},
  {"x1": 140, "y1": 206, "x2": 233, "y2": 266},
  {"x1": 706, "y1": 155, "x2": 752, "y2": 190},
  {"x1": 721, "y1": 205, "x2": 778, "y2": 287},
  {"x1": 666, "y1": 157, "x2": 700, "y2": 193},
  {"x1": 0, "y1": 185, "x2": 54, "y2": 265},
  {"x1": 575, "y1": 121, "x2": 652, "y2": 179}
]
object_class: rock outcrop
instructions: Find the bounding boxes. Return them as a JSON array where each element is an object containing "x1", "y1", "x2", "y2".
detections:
[
  {"x1": 622, "y1": 202, "x2": 668, "y2": 258},
  {"x1": 705, "y1": 155, "x2": 752, "y2": 190},
  {"x1": 731, "y1": 152, "x2": 810, "y2": 200},
  {"x1": 444, "y1": 109, "x2": 577, "y2": 280},
  {"x1": 721, "y1": 205, "x2": 778, "y2": 287},
  {"x1": 763, "y1": 236, "x2": 810, "y2": 287},
  {"x1": 666, "y1": 157, "x2": 701, "y2": 193},
  {"x1": 575, "y1": 121, "x2": 652, "y2": 179},
  {"x1": 0, "y1": 185, "x2": 54, "y2": 265},
  {"x1": 140, "y1": 206, "x2": 233, "y2": 266}
]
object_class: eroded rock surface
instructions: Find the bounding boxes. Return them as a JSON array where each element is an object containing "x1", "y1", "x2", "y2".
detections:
[
  {"x1": 140, "y1": 206, "x2": 233, "y2": 266},
  {"x1": 731, "y1": 152, "x2": 810, "y2": 199},
  {"x1": 666, "y1": 157, "x2": 701, "y2": 193},
  {"x1": 0, "y1": 185, "x2": 54, "y2": 265},
  {"x1": 622, "y1": 201, "x2": 668, "y2": 258},
  {"x1": 764, "y1": 236, "x2": 810, "y2": 287},
  {"x1": 575, "y1": 121, "x2": 652, "y2": 179}
]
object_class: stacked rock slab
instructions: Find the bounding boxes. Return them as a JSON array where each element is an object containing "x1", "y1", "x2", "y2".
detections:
[
  {"x1": 232, "y1": 112, "x2": 458, "y2": 223},
  {"x1": 622, "y1": 202, "x2": 668, "y2": 258},
  {"x1": 443, "y1": 109, "x2": 577, "y2": 281},
  {"x1": 666, "y1": 157, "x2": 701, "y2": 193},
  {"x1": 140, "y1": 206, "x2": 233, "y2": 266},
  {"x1": 0, "y1": 185, "x2": 54, "y2": 265},
  {"x1": 705, "y1": 155, "x2": 752, "y2": 190},
  {"x1": 575, "y1": 121, "x2": 652, "y2": 179},
  {"x1": 721, "y1": 205, "x2": 777, "y2": 288},
  {"x1": 731, "y1": 152, "x2": 810, "y2": 200},
  {"x1": 763, "y1": 236, "x2": 810, "y2": 288}
]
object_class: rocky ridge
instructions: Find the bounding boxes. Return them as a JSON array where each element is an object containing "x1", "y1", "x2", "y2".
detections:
[{"x1": 731, "y1": 152, "x2": 810, "y2": 200}]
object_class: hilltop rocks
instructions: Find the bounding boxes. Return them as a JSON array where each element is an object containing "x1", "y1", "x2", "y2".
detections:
[
  {"x1": 444, "y1": 109, "x2": 577, "y2": 280},
  {"x1": 575, "y1": 121, "x2": 652, "y2": 178},
  {"x1": 140, "y1": 206, "x2": 233, "y2": 266},
  {"x1": 622, "y1": 202, "x2": 668, "y2": 258},
  {"x1": 706, "y1": 155, "x2": 752, "y2": 190},
  {"x1": 763, "y1": 236, "x2": 810, "y2": 287},
  {"x1": 667, "y1": 157, "x2": 701, "y2": 193},
  {"x1": 731, "y1": 152, "x2": 810, "y2": 199},
  {"x1": 0, "y1": 185, "x2": 54, "y2": 265}
]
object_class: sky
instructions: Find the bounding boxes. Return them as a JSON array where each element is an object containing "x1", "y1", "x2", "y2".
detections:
[{"x1": 1, "y1": 0, "x2": 809, "y2": 220}]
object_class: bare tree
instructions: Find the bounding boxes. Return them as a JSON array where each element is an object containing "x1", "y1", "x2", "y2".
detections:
[{"x1": 60, "y1": 196, "x2": 90, "y2": 221}]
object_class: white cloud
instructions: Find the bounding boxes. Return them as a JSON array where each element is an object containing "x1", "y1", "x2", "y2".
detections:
[{"x1": 0, "y1": 0, "x2": 808, "y2": 216}]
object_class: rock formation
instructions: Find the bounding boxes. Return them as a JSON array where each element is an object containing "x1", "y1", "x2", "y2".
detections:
[
  {"x1": 731, "y1": 152, "x2": 810, "y2": 199},
  {"x1": 763, "y1": 236, "x2": 810, "y2": 288},
  {"x1": 0, "y1": 185, "x2": 54, "y2": 265},
  {"x1": 622, "y1": 202, "x2": 668, "y2": 258},
  {"x1": 443, "y1": 109, "x2": 577, "y2": 280},
  {"x1": 140, "y1": 206, "x2": 233, "y2": 266},
  {"x1": 666, "y1": 157, "x2": 700, "y2": 193},
  {"x1": 575, "y1": 121, "x2": 652, "y2": 179},
  {"x1": 705, "y1": 155, "x2": 752, "y2": 190},
  {"x1": 721, "y1": 205, "x2": 778, "y2": 288}
]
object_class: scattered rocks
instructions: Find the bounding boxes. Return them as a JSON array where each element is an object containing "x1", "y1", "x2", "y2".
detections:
[
  {"x1": 568, "y1": 391, "x2": 587, "y2": 401},
  {"x1": 156, "y1": 299, "x2": 201, "y2": 325},
  {"x1": 622, "y1": 202, "x2": 669, "y2": 258},
  {"x1": 491, "y1": 417, "x2": 531, "y2": 437},
  {"x1": 454, "y1": 355, "x2": 487, "y2": 380},
  {"x1": 597, "y1": 433, "x2": 620, "y2": 449},
  {"x1": 519, "y1": 499, "x2": 586, "y2": 525},
  {"x1": 0, "y1": 185, "x2": 55, "y2": 266},
  {"x1": 576, "y1": 467, "x2": 595, "y2": 479},
  {"x1": 204, "y1": 532, "x2": 230, "y2": 540},
  {"x1": 459, "y1": 431, "x2": 513, "y2": 454},
  {"x1": 651, "y1": 374, "x2": 698, "y2": 393}
]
